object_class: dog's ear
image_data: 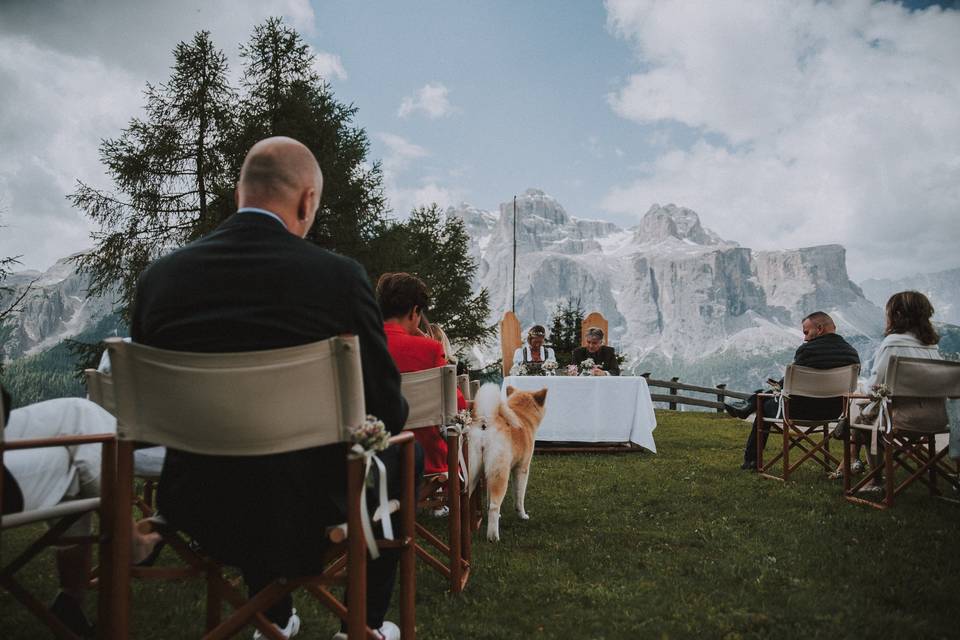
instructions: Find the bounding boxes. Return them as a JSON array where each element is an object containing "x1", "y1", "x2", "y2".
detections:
[
  {"x1": 505, "y1": 385, "x2": 515, "y2": 396},
  {"x1": 532, "y1": 388, "x2": 547, "y2": 406}
]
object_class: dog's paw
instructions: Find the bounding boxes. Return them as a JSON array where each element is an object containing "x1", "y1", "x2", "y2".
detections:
[
  {"x1": 487, "y1": 529, "x2": 500, "y2": 542},
  {"x1": 516, "y1": 510, "x2": 530, "y2": 520}
]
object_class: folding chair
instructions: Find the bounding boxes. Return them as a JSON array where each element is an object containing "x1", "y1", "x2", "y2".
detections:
[
  {"x1": 400, "y1": 366, "x2": 472, "y2": 593},
  {"x1": 99, "y1": 336, "x2": 417, "y2": 639},
  {"x1": 844, "y1": 356, "x2": 960, "y2": 509},
  {"x1": 0, "y1": 389, "x2": 117, "y2": 639},
  {"x1": 757, "y1": 364, "x2": 859, "y2": 481}
]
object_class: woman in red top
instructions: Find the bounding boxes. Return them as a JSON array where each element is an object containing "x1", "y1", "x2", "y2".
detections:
[{"x1": 376, "y1": 273, "x2": 466, "y2": 476}]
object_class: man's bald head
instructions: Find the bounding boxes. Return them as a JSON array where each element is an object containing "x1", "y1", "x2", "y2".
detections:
[{"x1": 236, "y1": 136, "x2": 323, "y2": 237}]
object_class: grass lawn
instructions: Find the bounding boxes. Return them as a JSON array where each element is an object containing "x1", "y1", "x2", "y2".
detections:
[{"x1": 3, "y1": 410, "x2": 959, "y2": 639}]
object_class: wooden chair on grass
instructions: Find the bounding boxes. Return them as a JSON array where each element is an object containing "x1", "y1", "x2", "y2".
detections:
[
  {"x1": 400, "y1": 365, "x2": 473, "y2": 593},
  {"x1": 1, "y1": 387, "x2": 117, "y2": 639},
  {"x1": 757, "y1": 364, "x2": 859, "y2": 482},
  {"x1": 843, "y1": 356, "x2": 960, "y2": 509},
  {"x1": 100, "y1": 336, "x2": 417, "y2": 639}
]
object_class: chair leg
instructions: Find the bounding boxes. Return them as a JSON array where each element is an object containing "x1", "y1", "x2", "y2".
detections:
[
  {"x1": 927, "y1": 437, "x2": 937, "y2": 496},
  {"x1": 446, "y1": 432, "x2": 463, "y2": 593},
  {"x1": 884, "y1": 436, "x2": 895, "y2": 508},
  {"x1": 400, "y1": 436, "x2": 416, "y2": 640}
]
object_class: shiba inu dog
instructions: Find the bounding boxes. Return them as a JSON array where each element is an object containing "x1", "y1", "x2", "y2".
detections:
[{"x1": 468, "y1": 383, "x2": 548, "y2": 542}]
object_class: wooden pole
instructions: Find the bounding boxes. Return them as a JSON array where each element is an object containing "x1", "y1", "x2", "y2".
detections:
[
  {"x1": 669, "y1": 377, "x2": 679, "y2": 411},
  {"x1": 512, "y1": 195, "x2": 517, "y2": 313},
  {"x1": 715, "y1": 384, "x2": 727, "y2": 413}
]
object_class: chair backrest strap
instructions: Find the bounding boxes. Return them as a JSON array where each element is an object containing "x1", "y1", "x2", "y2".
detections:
[
  {"x1": 104, "y1": 336, "x2": 365, "y2": 455},
  {"x1": 783, "y1": 364, "x2": 859, "y2": 398},
  {"x1": 401, "y1": 365, "x2": 458, "y2": 430}
]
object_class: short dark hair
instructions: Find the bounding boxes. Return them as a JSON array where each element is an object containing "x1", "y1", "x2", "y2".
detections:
[
  {"x1": 585, "y1": 327, "x2": 604, "y2": 341},
  {"x1": 802, "y1": 311, "x2": 834, "y2": 328},
  {"x1": 376, "y1": 272, "x2": 430, "y2": 320},
  {"x1": 885, "y1": 291, "x2": 939, "y2": 345}
]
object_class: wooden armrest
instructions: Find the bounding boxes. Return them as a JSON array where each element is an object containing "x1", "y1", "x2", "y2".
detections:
[
  {"x1": 2, "y1": 433, "x2": 116, "y2": 451},
  {"x1": 387, "y1": 431, "x2": 415, "y2": 447}
]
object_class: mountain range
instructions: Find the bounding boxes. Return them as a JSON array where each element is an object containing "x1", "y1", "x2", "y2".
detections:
[{"x1": 2, "y1": 189, "x2": 958, "y2": 396}]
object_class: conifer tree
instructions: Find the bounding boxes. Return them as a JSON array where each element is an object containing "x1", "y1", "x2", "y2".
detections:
[
  {"x1": 234, "y1": 17, "x2": 386, "y2": 267},
  {"x1": 548, "y1": 298, "x2": 584, "y2": 367},
  {"x1": 69, "y1": 31, "x2": 235, "y2": 321},
  {"x1": 374, "y1": 204, "x2": 494, "y2": 349}
]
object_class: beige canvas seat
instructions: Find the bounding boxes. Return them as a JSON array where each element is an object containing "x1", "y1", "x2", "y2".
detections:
[
  {"x1": 99, "y1": 336, "x2": 417, "y2": 639},
  {"x1": 757, "y1": 364, "x2": 859, "y2": 481},
  {"x1": 844, "y1": 356, "x2": 960, "y2": 509},
  {"x1": 400, "y1": 365, "x2": 473, "y2": 593},
  {"x1": 1, "y1": 387, "x2": 117, "y2": 639}
]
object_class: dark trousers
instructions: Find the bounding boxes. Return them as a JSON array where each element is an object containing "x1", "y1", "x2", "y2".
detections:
[
  {"x1": 244, "y1": 443, "x2": 423, "y2": 629},
  {"x1": 742, "y1": 394, "x2": 843, "y2": 464}
]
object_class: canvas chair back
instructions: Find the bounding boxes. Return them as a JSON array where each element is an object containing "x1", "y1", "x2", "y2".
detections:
[
  {"x1": 400, "y1": 365, "x2": 459, "y2": 430},
  {"x1": 457, "y1": 374, "x2": 471, "y2": 402},
  {"x1": 783, "y1": 364, "x2": 859, "y2": 399},
  {"x1": 103, "y1": 336, "x2": 366, "y2": 454},
  {"x1": 884, "y1": 356, "x2": 960, "y2": 433}
]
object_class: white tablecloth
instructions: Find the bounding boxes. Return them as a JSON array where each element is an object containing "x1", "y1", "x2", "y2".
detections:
[{"x1": 502, "y1": 376, "x2": 658, "y2": 452}]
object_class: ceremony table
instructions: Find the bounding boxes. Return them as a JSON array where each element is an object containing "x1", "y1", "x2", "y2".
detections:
[{"x1": 501, "y1": 375, "x2": 657, "y2": 452}]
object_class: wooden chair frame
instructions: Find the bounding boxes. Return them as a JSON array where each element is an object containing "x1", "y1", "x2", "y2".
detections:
[
  {"x1": 401, "y1": 366, "x2": 472, "y2": 593},
  {"x1": 757, "y1": 364, "x2": 859, "y2": 482},
  {"x1": 843, "y1": 356, "x2": 960, "y2": 509},
  {"x1": 1, "y1": 392, "x2": 117, "y2": 640},
  {"x1": 99, "y1": 336, "x2": 416, "y2": 639}
]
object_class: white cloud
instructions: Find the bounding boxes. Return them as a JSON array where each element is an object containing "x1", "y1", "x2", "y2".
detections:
[
  {"x1": 375, "y1": 133, "x2": 463, "y2": 216},
  {"x1": 0, "y1": 0, "x2": 326, "y2": 270},
  {"x1": 602, "y1": 0, "x2": 960, "y2": 280},
  {"x1": 311, "y1": 49, "x2": 347, "y2": 81},
  {"x1": 398, "y1": 82, "x2": 455, "y2": 119}
]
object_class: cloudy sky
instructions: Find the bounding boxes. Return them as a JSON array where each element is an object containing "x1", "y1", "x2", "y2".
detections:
[{"x1": 1, "y1": 0, "x2": 958, "y2": 282}]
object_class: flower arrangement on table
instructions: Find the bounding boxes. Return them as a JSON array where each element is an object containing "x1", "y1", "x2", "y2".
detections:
[
  {"x1": 509, "y1": 361, "x2": 557, "y2": 376},
  {"x1": 577, "y1": 358, "x2": 596, "y2": 376}
]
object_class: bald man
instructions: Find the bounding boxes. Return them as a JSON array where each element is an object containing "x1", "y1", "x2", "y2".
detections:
[{"x1": 131, "y1": 137, "x2": 413, "y2": 639}]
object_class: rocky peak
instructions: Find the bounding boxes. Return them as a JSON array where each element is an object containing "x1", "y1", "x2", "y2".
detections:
[{"x1": 633, "y1": 203, "x2": 725, "y2": 246}]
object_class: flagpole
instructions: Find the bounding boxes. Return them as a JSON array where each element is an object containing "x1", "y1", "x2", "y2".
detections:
[{"x1": 512, "y1": 195, "x2": 517, "y2": 313}]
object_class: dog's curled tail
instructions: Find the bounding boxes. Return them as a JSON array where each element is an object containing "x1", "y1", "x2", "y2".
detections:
[{"x1": 474, "y1": 382, "x2": 521, "y2": 429}]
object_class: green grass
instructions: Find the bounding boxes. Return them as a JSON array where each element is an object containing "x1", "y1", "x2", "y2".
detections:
[{"x1": 3, "y1": 411, "x2": 959, "y2": 639}]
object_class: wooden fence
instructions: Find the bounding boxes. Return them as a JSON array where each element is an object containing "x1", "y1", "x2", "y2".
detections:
[{"x1": 640, "y1": 374, "x2": 751, "y2": 412}]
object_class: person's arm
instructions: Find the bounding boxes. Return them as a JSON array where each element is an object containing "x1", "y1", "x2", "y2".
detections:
[
  {"x1": 545, "y1": 347, "x2": 556, "y2": 362},
  {"x1": 606, "y1": 347, "x2": 620, "y2": 376},
  {"x1": 348, "y1": 264, "x2": 408, "y2": 435},
  {"x1": 512, "y1": 347, "x2": 525, "y2": 366}
]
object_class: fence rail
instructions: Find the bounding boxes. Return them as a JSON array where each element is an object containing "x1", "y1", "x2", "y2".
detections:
[{"x1": 640, "y1": 374, "x2": 751, "y2": 412}]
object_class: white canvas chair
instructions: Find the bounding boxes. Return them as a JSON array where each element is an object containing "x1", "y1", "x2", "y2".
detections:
[
  {"x1": 844, "y1": 356, "x2": 960, "y2": 509},
  {"x1": 757, "y1": 364, "x2": 860, "y2": 481},
  {"x1": 400, "y1": 365, "x2": 473, "y2": 592},
  {"x1": 1, "y1": 388, "x2": 117, "y2": 639},
  {"x1": 99, "y1": 336, "x2": 417, "y2": 639}
]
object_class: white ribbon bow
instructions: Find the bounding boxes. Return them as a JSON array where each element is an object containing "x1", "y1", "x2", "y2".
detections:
[
  {"x1": 348, "y1": 444, "x2": 394, "y2": 559},
  {"x1": 443, "y1": 422, "x2": 471, "y2": 485},
  {"x1": 775, "y1": 390, "x2": 788, "y2": 421}
]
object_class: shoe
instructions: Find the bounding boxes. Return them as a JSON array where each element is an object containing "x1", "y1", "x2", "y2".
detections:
[
  {"x1": 851, "y1": 460, "x2": 865, "y2": 474},
  {"x1": 332, "y1": 620, "x2": 400, "y2": 640},
  {"x1": 253, "y1": 609, "x2": 301, "y2": 639},
  {"x1": 857, "y1": 484, "x2": 884, "y2": 495},
  {"x1": 50, "y1": 592, "x2": 95, "y2": 639},
  {"x1": 431, "y1": 505, "x2": 450, "y2": 518},
  {"x1": 740, "y1": 460, "x2": 757, "y2": 471},
  {"x1": 724, "y1": 401, "x2": 754, "y2": 420}
]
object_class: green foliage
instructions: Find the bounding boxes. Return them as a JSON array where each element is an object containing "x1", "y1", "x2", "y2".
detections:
[
  {"x1": 69, "y1": 30, "x2": 236, "y2": 322},
  {"x1": 547, "y1": 298, "x2": 583, "y2": 367},
  {"x1": 371, "y1": 204, "x2": 494, "y2": 349},
  {"x1": 0, "y1": 314, "x2": 126, "y2": 407},
  {"x1": 4, "y1": 411, "x2": 958, "y2": 638}
]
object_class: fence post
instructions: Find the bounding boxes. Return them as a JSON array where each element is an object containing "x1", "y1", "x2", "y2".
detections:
[
  {"x1": 669, "y1": 377, "x2": 679, "y2": 410},
  {"x1": 715, "y1": 383, "x2": 727, "y2": 413}
]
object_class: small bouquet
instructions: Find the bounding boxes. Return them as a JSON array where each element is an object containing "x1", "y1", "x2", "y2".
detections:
[
  {"x1": 542, "y1": 360, "x2": 558, "y2": 376},
  {"x1": 454, "y1": 409, "x2": 473, "y2": 429},
  {"x1": 578, "y1": 358, "x2": 596, "y2": 376},
  {"x1": 349, "y1": 415, "x2": 391, "y2": 453},
  {"x1": 565, "y1": 364, "x2": 578, "y2": 377}
]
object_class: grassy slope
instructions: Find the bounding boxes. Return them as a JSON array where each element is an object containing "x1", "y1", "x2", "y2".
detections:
[{"x1": 2, "y1": 411, "x2": 958, "y2": 639}]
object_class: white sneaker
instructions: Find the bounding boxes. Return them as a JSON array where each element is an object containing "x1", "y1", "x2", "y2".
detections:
[
  {"x1": 253, "y1": 609, "x2": 301, "y2": 639},
  {"x1": 331, "y1": 620, "x2": 400, "y2": 640}
]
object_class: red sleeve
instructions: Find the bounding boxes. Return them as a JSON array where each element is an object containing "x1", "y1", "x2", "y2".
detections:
[{"x1": 456, "y1": 388, "x2": 467, "y2": 411}]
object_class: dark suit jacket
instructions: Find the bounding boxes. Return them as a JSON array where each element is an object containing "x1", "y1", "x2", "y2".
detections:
[
  {"x1": 571, "y1": 345, "x2": 620, "y2": 376},
  {"x1": 131, "y1": 211, "x2": 408, "y2": 574}
]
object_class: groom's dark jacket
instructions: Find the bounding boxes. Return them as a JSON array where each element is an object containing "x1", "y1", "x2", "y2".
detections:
[{"x1": 131, "y1": 211, "x2": 407, "y2": 574}]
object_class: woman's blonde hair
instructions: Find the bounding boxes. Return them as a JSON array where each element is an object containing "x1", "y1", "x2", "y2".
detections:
[{"x1": 430, "y1": 323, "x2": 458, "y2": 364}]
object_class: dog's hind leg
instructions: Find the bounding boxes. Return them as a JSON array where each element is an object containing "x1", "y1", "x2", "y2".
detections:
[
  {"x1": 485, "y1": 467, "x2": 508, "y2": 542},
  {"x1": 513, "y1": 454, "x2": 533, "y2": 520}
]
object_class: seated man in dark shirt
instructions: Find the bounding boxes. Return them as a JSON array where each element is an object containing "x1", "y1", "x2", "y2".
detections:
[
  {"x1": 725, "y1": 311, "x2": 860, "y2": 470},
  {"x1": 571, "y1": 326, "x2": 620, "y2": 376}
]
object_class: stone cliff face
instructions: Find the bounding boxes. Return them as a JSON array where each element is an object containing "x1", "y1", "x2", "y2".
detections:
[
  {"x1": 860, "y1": 267, "x2": 960, "y2": 326},
  {"x1": 449, "y1": 189, "x2": 884, "y2": 385},
  {"x1": 1, "y1": 255, "x2": 117, "y2": 360}
]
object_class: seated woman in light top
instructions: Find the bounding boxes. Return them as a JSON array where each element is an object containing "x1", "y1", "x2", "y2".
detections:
[{"x1": 512, "y1": 325, "x2": 556, "y2": 370}]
